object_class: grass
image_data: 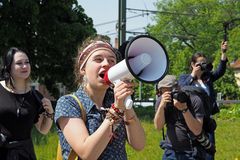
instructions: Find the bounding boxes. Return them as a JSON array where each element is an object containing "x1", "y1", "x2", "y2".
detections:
[
  {"x1": 215, "y1": 118, "x2": 240, "y2": 160},
  {"x1": 34, "y1": 107, "x2": 240, "y2": 160}
]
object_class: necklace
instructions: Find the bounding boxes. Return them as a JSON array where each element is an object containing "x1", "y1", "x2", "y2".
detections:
[
  {"x1": 7, "y1": 83, "x2": 28, "y2": 118},
  {"x1": 16, "y1": 95, "x2": 25, "y2": 118}
]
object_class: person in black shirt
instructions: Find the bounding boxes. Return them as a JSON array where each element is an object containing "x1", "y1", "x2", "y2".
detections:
[
  {"x1": 154, "y1": 75, "x2": 205, "y2": 160},
  {"x1": 0, "y1": 47, "x2": 53, "y2": 160}
]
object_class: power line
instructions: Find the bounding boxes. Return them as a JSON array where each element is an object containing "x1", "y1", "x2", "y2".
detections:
[
  {"x1": 128, "y1": 27, "x2": 146, "y2": 32},
  {"x1": 126, "y1": 8, "x2": 201, "y2": 16},
  {"x1": 94, "y1": 13, "x2": 149, "y2": 27},
  {"x1": 126, "y1": 31, "x2": 147, "y2": 35},
  {"x1": 94, "y1": 20, "x2": 117, "y2": 27},
  {"x1": 101, "y1": 27, "x2": 147, "y2": 36}
]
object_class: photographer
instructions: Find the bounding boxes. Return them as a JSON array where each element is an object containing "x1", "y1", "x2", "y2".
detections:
[
  {"x1": 178, "y1": 41, "x2": 228, "y2": 160},
  {"x1": 154, "y1": 75, "x2": 206, "y2": 160}
]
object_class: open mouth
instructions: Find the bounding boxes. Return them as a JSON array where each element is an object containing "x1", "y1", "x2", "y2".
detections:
[{"x1": 99, "y1": 73, "x2": 105, "y2": 79}]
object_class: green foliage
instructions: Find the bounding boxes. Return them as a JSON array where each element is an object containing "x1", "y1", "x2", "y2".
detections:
[
  {"x1": 147, "y1": 0, "x2": 240, "y2": 100},
  {"x1": 214, "y1": 68, "x2": 240, "y2": 99},
  {"x1": 133, "y1": 80, "x2": 157, "y2": 101},
  {"x1": 217, "y1": 104, "x2": 240, "y2": 119},
  {"x1": 134, "y1": 106, "x2": 156, "y2": 120},
  {"x1": 0, "y1": 0, "x2": 96, "y2": 97}
]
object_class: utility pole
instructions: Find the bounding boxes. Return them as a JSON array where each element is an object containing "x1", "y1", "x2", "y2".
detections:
[{"x1": 118, "y1": 0, "x2": 126, "y2": 47}]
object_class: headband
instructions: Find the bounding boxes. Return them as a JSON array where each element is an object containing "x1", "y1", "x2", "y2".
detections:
[{"x1": 79, "y1": 41, "x2": 115, "y2": 70}]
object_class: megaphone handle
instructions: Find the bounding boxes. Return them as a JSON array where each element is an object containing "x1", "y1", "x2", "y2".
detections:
[
  {"x1": 125, "y1": 95, "x2": 133, "y2": 109},
  {"x1": 113, "y1": 80, "x2": 133, "y2": 110}
]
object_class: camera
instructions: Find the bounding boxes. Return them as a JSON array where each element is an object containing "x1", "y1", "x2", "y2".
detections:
[
  {"x1": 196, "y1": 132, "x2": 216, "y2": 155},
  {"x1": 196, "y1": 62, "x2": 213, "y2": 81},
  {"x1": 196, "y1": 62, "x2": 213, "y2": 71},
  {"x1": 171, "y1": 90, "x2": 189, "y2": 103}
]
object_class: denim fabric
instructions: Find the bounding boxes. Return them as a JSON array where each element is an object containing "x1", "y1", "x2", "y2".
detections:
[
  {"x1": 162, "y1": 148, "x2": 176, "y2": 160},
  {"x1": 162, "y1": 148, "x2": 198, "y2": 160},
  {"x1": 175, "y1": 150, "x2": 197, "y2": 160},
  {"x1": 162, "y1": 148, "x2": 201, "y2": 160},
  {"x1": 161, "y1": 138, "x2": 207, "y2": 160}
]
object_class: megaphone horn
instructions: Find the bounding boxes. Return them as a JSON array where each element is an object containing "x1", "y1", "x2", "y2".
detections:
[
  {"x1": 104, "y1": 35, "x2": 169, "y2": 109},
  {"x1": 125, "y1": 35, "x2": 169, "y2": 83}
]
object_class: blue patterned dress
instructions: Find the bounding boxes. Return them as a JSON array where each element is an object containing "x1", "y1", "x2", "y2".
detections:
[{"x1": 54, "y1": 88, "x2": 127, "y2": 160}]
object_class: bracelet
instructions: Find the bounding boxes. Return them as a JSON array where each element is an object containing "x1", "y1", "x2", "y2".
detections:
[
  {"x1": 105, "y1": 109, "x2": 122, "y2": 125},
  {"x1": 108, "y1": 109, "x2": 121, "y2": 120},
  {"x1": 111, "y1": 104, "x2": 124, "y2": 117},
  {"x1": 105, "y1": 112, "x2": 115, "y2": 126},
  {"x1": 181, "y1": 108, "x2": 189, "y2": 113},
  {"x1": 43, "y1": 111, "x2": 54, "y2": 120}
]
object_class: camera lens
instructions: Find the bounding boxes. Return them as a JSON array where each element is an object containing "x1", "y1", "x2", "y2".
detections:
[{"x1": 171, "y1": 91, "x2": 188, "y2": 103}]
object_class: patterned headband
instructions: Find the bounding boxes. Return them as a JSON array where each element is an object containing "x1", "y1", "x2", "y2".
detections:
[{"x1": 79, "y1": 41, "x2": 116, "y2": 70}]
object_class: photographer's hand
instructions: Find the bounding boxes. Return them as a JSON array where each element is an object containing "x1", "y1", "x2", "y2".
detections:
[
  {"x1": 173, "y1": 99, "x2": 188, "y2": 111},
  {"x1": 160, "y1": 91, "x2": 172, "y2": 107},
  {"x1": 154, "y1": 91, "x2": 171, "y2": 130},
  {"x1": 191, "y1": 63, "x2": 202, "y2": 79},
  {"x1": 221, "y1": 41, "x2": 227, "y2": 60},
  {"x1": 174, "y1": 99, "x2": 203, "y2": 135}
]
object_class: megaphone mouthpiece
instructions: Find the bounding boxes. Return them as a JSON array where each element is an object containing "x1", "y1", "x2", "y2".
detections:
[{"x1": 103, "y1": 72, "x2": 111, "y2": 85}]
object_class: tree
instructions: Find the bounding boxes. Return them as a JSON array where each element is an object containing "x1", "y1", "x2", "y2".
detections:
[
  {"x1": 133, "y1": 81, "x2": 156, "y2": 101},
  {"x1": 0, "y1": 0, "x2": 96, "y2": 97},
  {"x1": 147, "y1": 0, "x2": 240, "y2": 99}
]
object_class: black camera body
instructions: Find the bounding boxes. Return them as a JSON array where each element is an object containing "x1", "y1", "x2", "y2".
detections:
[
  {"x1": 171, "y1": 90, "x2": 189, "y2": 103},
  {"x1": 196, "y1": 62, "x2": 213, "y2": 71},
  {"x1": 196, "y1": 62, "x2": 213, "y2": 81}
]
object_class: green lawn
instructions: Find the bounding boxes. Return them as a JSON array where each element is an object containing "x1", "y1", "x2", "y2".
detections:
[{"x1": 34, "y1": 107, "x2": 240, "y2": 160}]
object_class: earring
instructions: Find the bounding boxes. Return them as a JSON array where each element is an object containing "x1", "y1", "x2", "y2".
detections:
[{"x1": 81, "y1": 75, "x2": 88, "y2": 89}]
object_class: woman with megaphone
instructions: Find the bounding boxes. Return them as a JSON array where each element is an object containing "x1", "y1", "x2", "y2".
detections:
[{"x1": 54, "y1": 35, "x2": 145, "y2": 160}]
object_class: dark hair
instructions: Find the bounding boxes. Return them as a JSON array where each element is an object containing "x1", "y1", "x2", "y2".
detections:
[
  {"x1": 189, "y1": 52, "x2": 207, "y2": 70},
  {"x1": 0, "y1": 47, "x2": 28, "y2": 87}
]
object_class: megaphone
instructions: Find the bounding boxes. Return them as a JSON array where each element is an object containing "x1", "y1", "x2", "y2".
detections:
[{"x1": 104, "y1": 35, "x2": 169, "y2": 109}]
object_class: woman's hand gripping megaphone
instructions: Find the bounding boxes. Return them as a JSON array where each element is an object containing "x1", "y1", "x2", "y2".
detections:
[
  {"x1": 112, "y1": 80, "x2": 135, "y2": 111},
  {"x1": 104, "y1": 53, "x2": 152, "y2": 109}
]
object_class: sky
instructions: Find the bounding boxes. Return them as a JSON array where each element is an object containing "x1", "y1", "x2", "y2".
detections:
[{"x1": 78, "y1": 0, "x2": 158, "y2": 45}]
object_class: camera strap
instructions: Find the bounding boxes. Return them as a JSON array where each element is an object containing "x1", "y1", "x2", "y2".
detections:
[
  {"x1": 162, "y1": 128, "x2": 165, "y2": 140},
  {"x1": 31, "y1": 88, "x2": 45, "y2": 113}
]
